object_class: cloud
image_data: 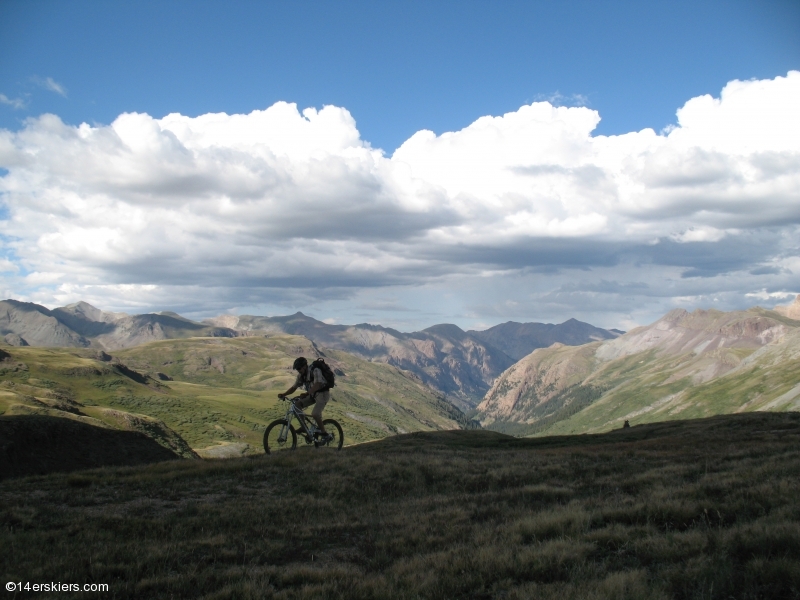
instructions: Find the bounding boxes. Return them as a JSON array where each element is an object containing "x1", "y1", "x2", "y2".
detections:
[
  {"x1": 31, "y1": 76, "x2": 68, "y2": 97},
  {"x1": 0, "y1": 94, "x2": 27, "y2": 110},
  {"x1": 0, "y1": 72, "x2": 799, "y2": 327},
  {"x1": 669, "y1": 226, "x2": 728, "y2": 243},
  {"x1": 533, "y1": 92, "x2": 590, "y2": 108}
]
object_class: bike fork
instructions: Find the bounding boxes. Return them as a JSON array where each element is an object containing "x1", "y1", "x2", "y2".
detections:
[{"x1": 278, "y1": 417, "x2": 292, "y2": 443}]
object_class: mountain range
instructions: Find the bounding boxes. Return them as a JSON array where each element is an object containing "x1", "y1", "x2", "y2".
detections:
[
  {"x1": 0, "y1": 300, "x2": 239, "y2": 349},
  {"x1": 1, "y1": 294, "x2": 799, "y2": 458},
  {"x1": 0, "y1": 299, "x2": 619, "y2": 410}
]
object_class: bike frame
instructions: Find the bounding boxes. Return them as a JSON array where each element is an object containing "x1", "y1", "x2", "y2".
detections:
[{"x1": 278, "y1": 397, "x2": 318, "y2": 442}]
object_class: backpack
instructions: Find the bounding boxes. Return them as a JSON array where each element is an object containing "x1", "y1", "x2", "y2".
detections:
[{"x1": 310, "y1": 358, "x2": 335, "y2": 392}]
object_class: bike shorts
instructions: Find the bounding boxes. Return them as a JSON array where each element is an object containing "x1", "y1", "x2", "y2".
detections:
[{"x1": 297, "y1": 392, "x2": 330, "y2": 418}]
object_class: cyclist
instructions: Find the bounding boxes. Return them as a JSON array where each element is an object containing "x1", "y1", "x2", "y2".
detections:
[{"x1": 278, "y1": 357, "x2": 333, "y2": 443}]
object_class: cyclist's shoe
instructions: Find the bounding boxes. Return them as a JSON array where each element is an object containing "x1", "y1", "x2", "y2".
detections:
[{"x1": 318, "y1": 433, "x2": 334, "y2": 445}]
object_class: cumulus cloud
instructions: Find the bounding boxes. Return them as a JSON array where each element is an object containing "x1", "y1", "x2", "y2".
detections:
[{"x1": 0, "y1": 72, "x2": 798, "y2": 327}]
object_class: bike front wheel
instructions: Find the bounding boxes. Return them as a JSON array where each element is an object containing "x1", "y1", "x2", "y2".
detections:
[
  {"x1": 264, "y1": 419, "x2": 297, "y2": 454},
  {"x1": 317, "y1": 419, "x2": 344, "y2": 451}
]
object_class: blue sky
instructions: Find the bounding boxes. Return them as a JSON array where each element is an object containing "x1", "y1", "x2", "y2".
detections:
[
  {"x1": 1, "y1": 0, "x2": 799, "y2": 331},
  {"x1": 3, "y1": 0, "x2": 798, "y2": 152}
]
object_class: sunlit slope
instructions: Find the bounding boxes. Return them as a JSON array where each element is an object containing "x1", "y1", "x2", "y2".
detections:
[
  {"x1": 0, "y1": 336, "x2": 465, "y2": 457},
  {"x1": 478, "y1": 307, "x2": 800, "y2": 436},
  {"x1": 545, "y1": 326, "x2": 800, "y2": 435},
  {"x1": 113, "y1": 335, "x2": 466, "y2": 449}
]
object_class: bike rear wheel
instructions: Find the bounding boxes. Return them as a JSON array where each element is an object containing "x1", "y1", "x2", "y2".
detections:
[
  {"x1": 316, "y1": 419, "x2": 344, "y2": 450},
  {"x1": 264, "y1": 419, "x2": 297, "y2": 454}
]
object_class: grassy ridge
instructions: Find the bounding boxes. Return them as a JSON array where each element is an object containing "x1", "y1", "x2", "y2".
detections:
[{"x1": 2, "y1": 412, "x2": 799, "y2": 598}]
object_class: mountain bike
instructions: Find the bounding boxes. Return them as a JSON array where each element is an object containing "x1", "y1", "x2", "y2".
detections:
[{"x1": 263, "y1": 396, "x2": 344, "y2": 453}]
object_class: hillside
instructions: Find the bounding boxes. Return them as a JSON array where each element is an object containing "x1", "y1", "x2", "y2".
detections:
[
  {"x1": 205, "y1": 312, "x2": 515, "y2": 409},
  {"x1": 0, "y1": 335, "x2": 466, "y2": 467},
  {"x1": 478, "y1": 304, "x2": 800, "y2": 436},
  {"x1": 2, "y1": 412, "x2": 799, "y2": 598}
]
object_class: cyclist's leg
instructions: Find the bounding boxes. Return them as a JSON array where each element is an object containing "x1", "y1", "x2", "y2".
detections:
[
  {"x1": 294, "y1": 397, "x2": 314, "y2": 433},
  {"x1": 311, "y1": 393, "x2": 329, "y2": 434}
]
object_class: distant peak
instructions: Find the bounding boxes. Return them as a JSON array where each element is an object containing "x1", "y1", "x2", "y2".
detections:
[
  {"x1": 423, "y1": 323, "x2": 466, "y2": 336},
  {"x1": 67, "y1": 300, "x2": 99, "y2": 310}
]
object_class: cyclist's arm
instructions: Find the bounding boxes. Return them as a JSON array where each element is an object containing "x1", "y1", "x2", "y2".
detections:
[{"x1": 278, "y1": 384, "x2": 299, "y2": 399}]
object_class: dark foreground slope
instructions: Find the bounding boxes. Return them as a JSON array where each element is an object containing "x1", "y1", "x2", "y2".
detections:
[
  {"x1": 0, "y1": 415, "x2": 184, "y2": 479},
  {"x1": 2, "y1": 412, "x2": 800, "y2": 599}
]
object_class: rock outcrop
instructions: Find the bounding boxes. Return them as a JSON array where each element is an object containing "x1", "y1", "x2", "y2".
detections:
[
  {"x1": 774, "y1": 295, "x2": 800, "y2": 320},
  {"x1": 479, "y1": 342, "x2": 599, "y2": 423}
]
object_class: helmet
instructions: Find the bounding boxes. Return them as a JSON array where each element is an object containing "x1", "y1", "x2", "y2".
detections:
[{"x1": 292, "y1": 357, "x2": 308, "y2": 371}]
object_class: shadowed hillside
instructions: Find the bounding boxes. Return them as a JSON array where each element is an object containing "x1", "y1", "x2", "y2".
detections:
[
  {"x1": 2, "y1": 412, "x2": 799, "y2": 598},
  {"x1": 0, "y1": 415, "x2": 185, "y2": 479}
]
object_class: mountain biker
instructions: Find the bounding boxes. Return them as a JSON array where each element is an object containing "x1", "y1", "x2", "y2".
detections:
[{"x1": 278, "y1": 357, "x2": 332, "y2": 443}]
